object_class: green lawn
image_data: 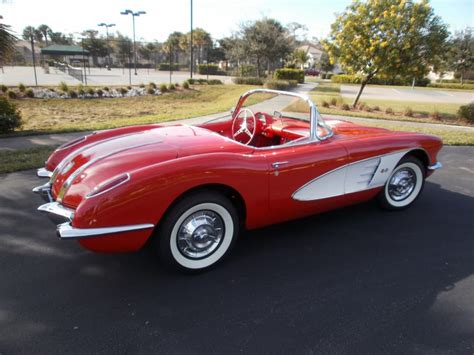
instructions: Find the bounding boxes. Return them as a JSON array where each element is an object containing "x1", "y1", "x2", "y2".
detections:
[
  {"x1": 9, "y1": 85, "x2": 259, "y2": 136},
  {"x1": 0, "y1": 146, "x2": 56, "y2": 174}
]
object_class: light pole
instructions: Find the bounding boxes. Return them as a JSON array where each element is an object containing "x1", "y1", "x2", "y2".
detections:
[
  {"x1": 98, "y1": 23, "x2": 115, "y2": 69},
  {"x1": 120, "y1": 9, "x2": 146, "y2": 75},
  {"x1": 190, "y1": 0, "x2": 193, "y2": 78}
]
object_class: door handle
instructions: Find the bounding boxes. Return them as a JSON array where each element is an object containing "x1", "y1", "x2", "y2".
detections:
[{"x1": 272, "y1": 161, "x2": 289, "y2": 169}]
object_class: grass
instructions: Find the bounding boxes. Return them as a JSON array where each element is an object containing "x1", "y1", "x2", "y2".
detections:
[
  {"x1": 0, "y1": 146, "x2": 56, "y2": 174},
  {"x1": 9, "y1": 85, "x2": 259, "y2": 135},
  {"x1": 302, "y1": 82, "x2": 470, "y2": 126}
]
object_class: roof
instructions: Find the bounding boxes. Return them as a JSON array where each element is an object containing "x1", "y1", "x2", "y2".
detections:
[
  {"x1": 41, "y1": 45, "x2": 89, "y2": 56},
  {"x1": 299, "y1": 44, "x2": 324, "y2": 56}
]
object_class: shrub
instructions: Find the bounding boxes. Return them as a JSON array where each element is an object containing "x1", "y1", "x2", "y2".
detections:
[
  {"x1": 341, "y1": 103, "x2": 350, "y2": 110},
  {"x1": 430, "y1": 110, "x2": 441, "y2": 120},
  {"x1": 0, "y1": 85, "x2": 7, "y2": 93},
  {"x1": 18, "y1": 83, "x2": 26, "y2": 92},
  {"x1": 321, "y1": 73, "x2": 327, "y2": 79},
  {"x1": 78, "y1": 88, "x2": 85, "y2": 96},
  {"x1": 174, "y1": 82, "x2": 180, "y2": 87},
  {"x1": 288, "y1": 80, "x2": 298, "y2": 87},
  {"x1": 232, "y1": 77, "x2": 264, "y2": 85},
  {"x1": 372, "y1": 105, "x2": 380, "y2": 111},
  {"x1": 69, "y1": 90, "x2": 78, "y2": 98},
  {"x1": 59, "y1": 81, "x2": 69, "y2": 93},
  {"x1": 139, "y1": 83, "x2": 145, "y2": 88},
  {"x1": 103, "y1": 86, "x2": 110, "y2": 91},
  {"x1": 332, "y1": 74, "x2": 429, "y2": 87},
  {"x1": 428, "y1": 83, "x2": 474, "y2": 90},
  {"x1": 385, "y1": 107, "x2": 394, "y2": 114},
  {"x1": 160, "y1": 84, "x2": 168, "y2": 92},
  {"x1": 87, "y1": 88, "x2": 95, "y2": 95},
  {"x1": 208, "y1": 79, "x2": 223, "y2": 85},
  {"x1": 182, "y1": 81, "x2": 190, "y2": 89},
  {"x1": 25, "y1": 89, "x2": 35, "y2": 98},
  {"x1": 232, "y1": 64, "x2": 257, "y2": 77},
  {"x1": 187, "y1": 78, "x2": 195, "y2": 84},
  {"x1": 96, "y1": 89, "x2": 103, "y2": 97},
  {"x1": 148, "y1": 82, "x2": 156, "y2": 89},
  {"x1": 198, "y1": 64, "x2": 219, "y2": 75},
  {"x1": 326, "y1": 73, "x2": 333, "y2": 80},
  {"x1": 365, "y1": 106, "x2": 373, "y2": 112},
  {"x1": 147, "y1": 87, "x2": 155, "y2": 95},
  {"x1": 321, "y1": 100, "x2": 329, "y2": 108},
  {"x1": 7, "y1": 90, "x2": 16, "y2": 99},
  {"x1": 168, "y1": 83, "x2": 176, "y2": 91},
  {"x1": 264, "y1": 79, "x2": 292, "y2": 91},
  {"x1": 404, "y1": 107, "x2": 414, "y2": 117},
  {"x1": 457, "y1": 102, "x2": 474, "y2": 122},
  {"x1": 127, "y1": 85, "x2": 132, "y2": 90},
  {"x1": 0, "y1": 96, "x2": 22, "y2": 133},
  {"x1": 274, "y1": 68, "x2": 304, "y2": 83},
  {"x1": 358, "y1": 101, "x2": 366, "y2": 110},
  {"x1": 330, "y1": 98, "x2": 338, "y2": 106},
  {"x1": 119, "y1": 87, "x2": 128, "y2": 96}
]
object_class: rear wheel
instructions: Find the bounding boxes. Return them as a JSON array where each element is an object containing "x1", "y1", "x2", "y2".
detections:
[
  {"x1": 157, "y1": 191, "x2": 239, "y2": 273},
  {"x1": 378, "y1": 156, "x2": 425, "y2": 210}
]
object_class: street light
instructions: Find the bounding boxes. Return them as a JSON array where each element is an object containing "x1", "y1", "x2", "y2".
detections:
[
  {"x1": 120, "y1": 9, "x2": 146, "y2": 75},
  {"x1": 97, "y1": 23, "x2": 115, "y2": 69},
  {"x1": 190, "y1": 0, "x2": 193, "y2": 78}
]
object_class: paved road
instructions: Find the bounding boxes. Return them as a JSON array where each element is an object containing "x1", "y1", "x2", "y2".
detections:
[
  {"x1": 0, "y1": 66, "x2": 231, "y2": 86},
  {"x1": 0, "y1": 147, "x2": 473, "y2": 353},
  {"x1": 341, "y1": 84, "x2": 474, "y2": 104}
]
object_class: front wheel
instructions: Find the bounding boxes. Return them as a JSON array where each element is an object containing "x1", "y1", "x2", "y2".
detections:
[
  {"x1": 156, "y1": 191, "x2": 239, "y2": 273},
  {"x1": 378, "y1": 156, "x2": 425, "y2": 210}
]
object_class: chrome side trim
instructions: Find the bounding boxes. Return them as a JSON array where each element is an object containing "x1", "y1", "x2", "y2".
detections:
[
  {"x1": 86, "y1": 173, "x2": 131, "y2": 199},
  {"x1": 428, "y1": 162, "x2": 442, "y2": 170},
  {"x1": 37, "y1": 167, "x2": 53, "y2": 178},
  {"x1": 38, "y1": 202, "x2": 74, "y2": 221},
  {"x1": 57, "y1": 222, "x2": 154, "y2": 239}
]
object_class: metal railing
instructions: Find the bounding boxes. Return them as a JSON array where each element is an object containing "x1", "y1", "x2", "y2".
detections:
[{"x1": 54, "y1": 61, "x2": 84, "y2": 83}]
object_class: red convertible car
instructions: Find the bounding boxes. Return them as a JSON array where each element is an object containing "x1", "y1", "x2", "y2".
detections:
[{"x1": 34, "y1": 89, "x2": 442, "y2": 272}]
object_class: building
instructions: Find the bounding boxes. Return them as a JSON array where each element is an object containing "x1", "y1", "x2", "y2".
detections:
[
  {"x1": 298, "y1": 44, "x2": 324, "y2": 69},
  {"x1": 14, "y1": 40, "x2": 41, "y2": 65}
]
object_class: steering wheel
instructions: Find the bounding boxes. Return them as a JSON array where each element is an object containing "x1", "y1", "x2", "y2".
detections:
[{"x1": 231, "y1": 108, "x2": 257, "y2": 145}]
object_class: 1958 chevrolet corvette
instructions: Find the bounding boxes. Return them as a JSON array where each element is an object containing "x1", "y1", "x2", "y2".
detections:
[{"x1": 33, "y1": 89, "x2": 442, "y2": 272}]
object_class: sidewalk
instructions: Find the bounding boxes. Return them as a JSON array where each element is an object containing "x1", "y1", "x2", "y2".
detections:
[{"x1": 1, "y1": 82, "x2": 472, "y2": 151}]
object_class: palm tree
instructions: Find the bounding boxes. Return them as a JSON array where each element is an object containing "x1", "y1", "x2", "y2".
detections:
[
  {"x1": 293, "y1": 49, "x2": 309, "y2": 69},
  {"x1": 38, "y1": 24, "x2": 51, "y2": 46},
  {"x1": 0, "y1": 21, "x2": 18, "y2": 66}
]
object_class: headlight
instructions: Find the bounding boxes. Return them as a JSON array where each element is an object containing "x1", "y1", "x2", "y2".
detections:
[{"x1": 86, "y1": 173, "x2": 131, "y2": 199}]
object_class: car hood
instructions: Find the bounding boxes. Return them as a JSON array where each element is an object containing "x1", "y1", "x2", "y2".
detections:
[{"x1": 51, "y1": 125, "x2": 252, "y2": 207}]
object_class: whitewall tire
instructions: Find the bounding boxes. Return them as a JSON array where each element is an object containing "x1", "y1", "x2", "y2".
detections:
[
  {"x1": 378, "y1": 156, "x2": 425, "y2": 210},
  {"x1": 157, "y1": 191, "x2": 239, "y2": 273}
]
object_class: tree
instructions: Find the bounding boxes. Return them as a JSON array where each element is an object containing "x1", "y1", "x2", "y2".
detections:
[
  {"x1": 163, "y1": 31, "x2": 184, "y2": 68},
  {"x1": 324, "y1": 0, "x2": 449, "y2": 106},
  {"x1": 449, "y1": 27, "x2": 474, "y2": 84},
  {"x1": 292, "y1": 49, "x2": 309, "y2": 69},
  {"x1": 38, "y1": 24, "x2": 51, "y2": 46},
  {"x1": 317, "y1": 51, "x2": 334, "y2": 73},
  {"x1": 0, "y1": 21, "x2": 17, "y2": 67},
  {"x1": 240, "y1": 18, "x2": 293, "y2": 76},
  {"x1": 82, "y1": 30, "x2": 108, "y2": 66},
  {"x1": 22, "y1": 26, "x2": 41, "y2": 41},
  {"x1": 114, "y1": 34, "x2": 133, "y2": 66},
  {"x1": 49, "y1": 31, "x2": 72, "y2": 45}
]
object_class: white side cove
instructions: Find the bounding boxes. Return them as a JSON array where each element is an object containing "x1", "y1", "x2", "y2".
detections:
[{"x1": 292, "y1": 150, "x2": 409, "y2": 201}]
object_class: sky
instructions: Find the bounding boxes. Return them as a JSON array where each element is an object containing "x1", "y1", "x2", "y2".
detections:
[{"x1": 1, "y1": 0, "x2": 473, "y2": 43}]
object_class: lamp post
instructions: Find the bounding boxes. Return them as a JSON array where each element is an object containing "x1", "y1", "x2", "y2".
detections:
[
  {"x1": 98, "y1": 22, "x2": 115, "y2": 69},
  {"x1": 190, "y1": 0, "x2": 193, "y2": 78},
  {"x1": 120, "y1": 9, "x2": 146, "y2": 75}
]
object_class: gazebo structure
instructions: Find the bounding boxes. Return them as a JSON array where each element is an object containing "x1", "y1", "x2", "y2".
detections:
[{"x1": 40, "y1": 45, "x2": 90, "y2": 83}]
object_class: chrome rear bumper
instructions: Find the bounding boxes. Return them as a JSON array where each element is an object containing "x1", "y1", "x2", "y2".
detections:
[{"x1": 37, "y1": 167, "x2": 53, "y2": 178}]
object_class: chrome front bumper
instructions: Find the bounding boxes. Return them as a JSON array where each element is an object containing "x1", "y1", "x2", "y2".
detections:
[{"x1": 37, "y1": 201, "x2": 154, "y2": 240}]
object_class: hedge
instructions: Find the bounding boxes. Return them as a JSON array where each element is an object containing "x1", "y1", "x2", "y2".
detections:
[
  {"x1": 428, "y1": 83, "x2": 474, "y2": 90},
  {"x1": 331, "y1": 74, "x2": 430, "y2": 87},
  {"x1": 0, "y1": 96, "x2": 22, "y2": 133},
  {"x1": 264, "y1": 79, "x2": 297, "y2": 91},
  {"x1": 457, "y1": 102, "x2": 474, "y2": 122},
  {"x1": 232, "y1": 77, "x2": 264, "y2": 85},
  {"x1": 435, "y1": 79, "x2": 474, "y2": 84},
  {"x1": 274, "y1": 68, "x2": 304, "y2": 83},
  {"x1": 158, "y1": 63, "x2": 180, "y2": 71},
  {"x1": 198, "y1": 64, "x2": 219, "y2": 75}
]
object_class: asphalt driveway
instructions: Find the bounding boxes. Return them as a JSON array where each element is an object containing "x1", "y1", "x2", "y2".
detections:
[{"x1": 0, "y1": 146, "x2": 473, "y2": 353}]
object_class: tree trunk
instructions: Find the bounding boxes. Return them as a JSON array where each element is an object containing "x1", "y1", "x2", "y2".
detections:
[
  {"x1": 256, "y1": 57, "x2": 260, "y2": 77},
  {"x1": 460, "y1": 73, "x2": 464, "y2": 85},
  {"x1": 353, "y1": 77, "x2": 369, "y2": 108}
]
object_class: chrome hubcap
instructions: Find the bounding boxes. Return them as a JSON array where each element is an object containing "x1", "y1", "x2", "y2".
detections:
[
  {"x1": 388, "y1": 167, "x2": 417, "y2": 201},
  {"x1": 177, "y1": 210, "x2": 224, "y2": 259}
]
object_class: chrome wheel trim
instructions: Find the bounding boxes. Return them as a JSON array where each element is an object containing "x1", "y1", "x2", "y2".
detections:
[
  {"x1": 170, "y1": 203, "x2": 234, "y2": 269},
  {"x1": 385, "y1": 162, "x2": 423, "y2": 208},
  {"x1": 176, "y1": 210, "x2": 225, "y2": 259},
  {"x1": 387, "y1": 167, "x2": 416, "y2": 201}
]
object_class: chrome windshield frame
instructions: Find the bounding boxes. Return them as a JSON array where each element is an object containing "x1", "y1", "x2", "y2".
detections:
[{"x1": 232, "y1": 88, "x2": 333, "y2": 142}]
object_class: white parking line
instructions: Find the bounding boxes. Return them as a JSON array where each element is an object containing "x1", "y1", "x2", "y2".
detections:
[{"x1": 391, "y1": 88, "x2": 402, "y2": 94}]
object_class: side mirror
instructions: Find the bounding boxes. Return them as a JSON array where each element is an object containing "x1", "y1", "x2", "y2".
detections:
[{"x1": 274, "y1": 110, "x2": 282, "y2": 118}]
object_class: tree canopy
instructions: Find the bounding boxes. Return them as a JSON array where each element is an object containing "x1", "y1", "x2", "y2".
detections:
[
  {"x1": 324, "y1": 0, "x2": 449, "y2": 106},
  {"x1": 449, "y1": 27, "x2": 474, "y2": 83}
]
